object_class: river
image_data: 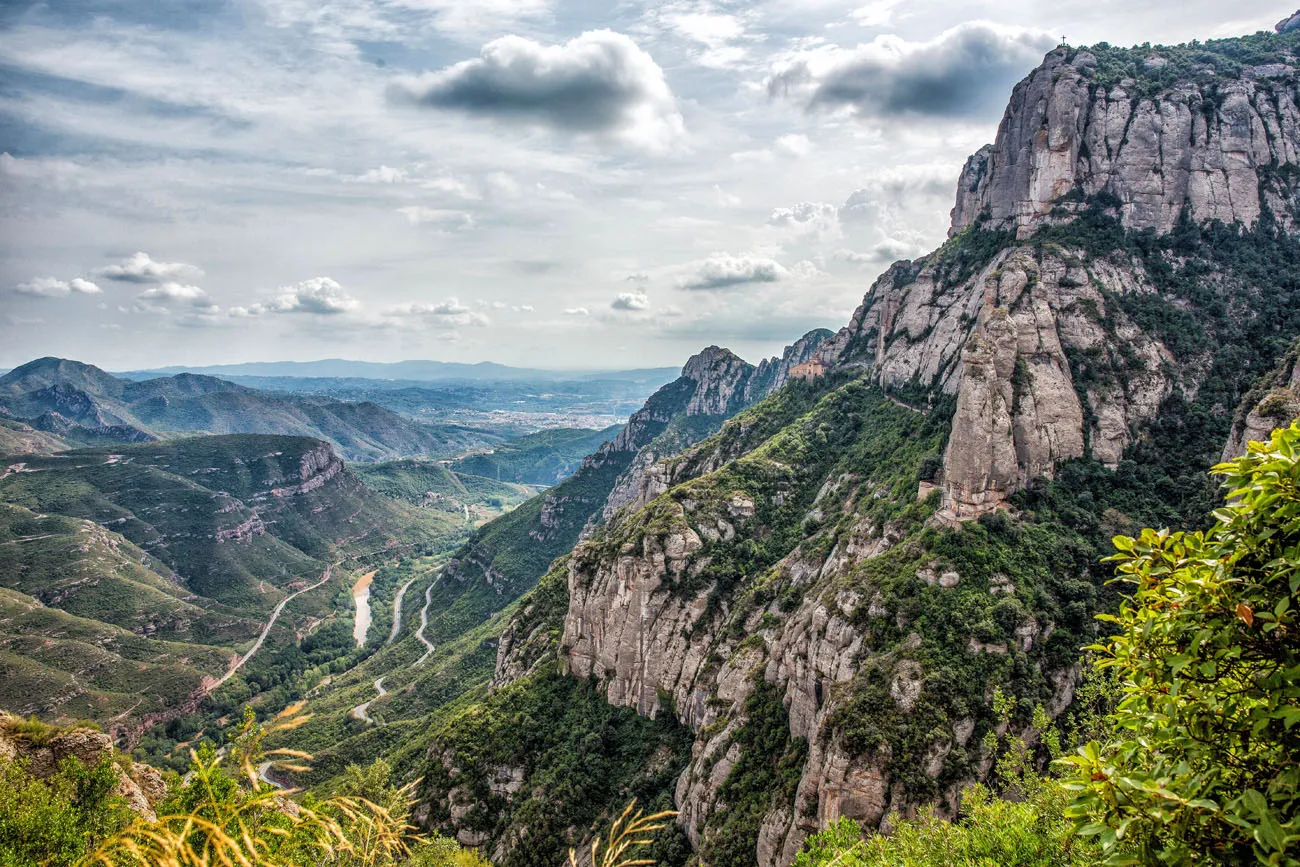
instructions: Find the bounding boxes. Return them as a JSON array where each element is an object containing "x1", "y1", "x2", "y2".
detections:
[{"x1": 352, "y1": 570, "x2": 376, "y2": 647}]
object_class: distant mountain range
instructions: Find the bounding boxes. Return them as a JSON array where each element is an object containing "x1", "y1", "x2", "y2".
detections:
[
  {"x1": 115, "y1": 358, "x2": 679, "y2": 384},
  {"x1": 0, "y1": 357, "x2": 507, "y2": 462}
]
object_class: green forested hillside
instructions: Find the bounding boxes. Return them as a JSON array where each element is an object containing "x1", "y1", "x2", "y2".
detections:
[
  {"x1": 0, "y1": 435, "x2": 466, "y2": 740},
  {"x1": 354, "y1": 460, "x2": 533, "y2": 516},
  {"x1": 448, "y1": 425, "x2": 620, "y2": 484},
  {"x1": 0, "y1": 358, "x2": 506, "y2": 462}
]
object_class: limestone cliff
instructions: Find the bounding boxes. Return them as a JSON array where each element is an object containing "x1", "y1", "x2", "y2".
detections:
[
  {"x1": 598, "y1": 331, "x2": 831, "y2": 528},
  {"x1": 950, "y1": 44, "x2": 1300, "y2": 238},
  {"x1": 427, "y1": 26, "x2": 1300, "y2": 867},
  {"x1": 0, "y1": 714, "x2": 166, "y2": 820}
]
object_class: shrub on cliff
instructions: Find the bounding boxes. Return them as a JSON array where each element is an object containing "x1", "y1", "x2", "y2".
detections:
[
  {"x1": 0, "y1": 751, "x2": 130, "y2": 867},
  {"x1": 1063, "y1": 421, "x2": 1300, "y2": 865},
  {"x1": 792, "y1": 782, "x2": 1096, "y2": 867}
]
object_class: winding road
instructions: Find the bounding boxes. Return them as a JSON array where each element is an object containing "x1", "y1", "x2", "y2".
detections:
[
  {"x1": 211, "y1": 563, "x2": 336, "y2": 691},
  {"x1": 414, "y1": 575, "x2": 439, "y2": 666},
  {"x1": 257, "y1": 761, "x2": 287, "y2": 790},
  {"x1": 349, "y1": 676, "x2": 387, "y2": 724},
  {"x1": 386, "y1": 575, "x2": 420, "y2": 644},
  {"x1": 346, "y1": 571, "x2": 442, "y2": 726}
]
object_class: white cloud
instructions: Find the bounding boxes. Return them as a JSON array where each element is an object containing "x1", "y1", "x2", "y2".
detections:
[
  {"x1": 656, "y1": 6, "x2": 753, "y2": 69},
  {"x1": 767, "y1": 201, "x2": 840, "y2": 237},
  {"x1": 387, "y1": 30, "x2": 685, "y2": 150},
  {"x1": 678, "y1": 254, "x2": 786, "y2": 290},
  {"x1": 397, "y1": 206, "x2": 476, "y2": 230},
  {"x1": 611, "y1": 291, "x2": 650, "y2": 311},
  {"x1": 773, "y1": 133, "x2": 813, "y2": 157},
  {"x1": 137, "y1": 282, "x2": 209, "y2": 304},
  {"x1": 99, "y1": 251, "x2": 203, "y2": 284},
  {"x1": 564, "y1": 307, "x2": 590, "y2": 316},
  {"x1": 14, "y1": 276, "x2": 101, "y2": 297},
  {"x1": 788, "y1": 259, "x2": 824, "y2": 281},
  {"x1": 268, "y1": 277, "x2": 359, "y2": 314},
  {"x1": 385, "y1": 297, "x2": 490, "y2": 327},
  {"x1": 766, "y1": 22, "x2": 1055, "y2": 119},
  {"x1": 353, "y1": 165, "x2": 407, "y2": 183},
  {"x1": 849, "y1": 0, "x2": 907, "y2": 28}
]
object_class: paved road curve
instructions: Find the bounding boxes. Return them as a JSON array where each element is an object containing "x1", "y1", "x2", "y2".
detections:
[
  {"x1": 210, "y1": 563, "x2": 336, "y2": 690},
  {"x1": 386, "y1": 575, "x2": 421, "y2": 644},
  {"x1": 349, "y1": 676, "x2": 387, "y2": 724}
]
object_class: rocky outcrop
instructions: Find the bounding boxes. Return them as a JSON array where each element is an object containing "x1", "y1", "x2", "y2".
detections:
[
  {"x1": 0, "y1": 716, "x2": 166, "y2": 820},
  {"x1": 270, "y1": 443, "x2": 345, "y2": 496},
  {"x1": 815, "y1": 238, "x2": 1174, "y2": 517},
  {"x1": 1223, "y1": 343, "x2": 1300, "y2": 459},
  {"x1": 598, "y1": 332, "x2": 830, "y2": 528},
  {"x1": 949, "y1": 46, "x2": 1300, "y2": 238}
]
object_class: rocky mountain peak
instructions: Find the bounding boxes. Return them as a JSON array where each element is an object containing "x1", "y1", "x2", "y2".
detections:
[
  {"x1": 949, "y1": 35, "x2": 1300, "y2": 238},
  {"x1": 1279, "y1": 9, "x2": 1300, "y2": 33}
]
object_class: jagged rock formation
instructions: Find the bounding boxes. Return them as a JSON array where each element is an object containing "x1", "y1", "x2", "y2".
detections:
[
  {"x1": 812, "y1": 238, "x2": 1173, "y2": 517},
  {"x1": 949, "y1": 44, "x2": 1300, "y2": 238},
  {"x1": 422, "y1": 28, "x2": 1300, "y2": 867},
  {"x1": 598, "y1": 332, "x2": 830, "y2": 528},
  {"x1": 270, "y1": 442, "x2": 346, "y2": 496}
]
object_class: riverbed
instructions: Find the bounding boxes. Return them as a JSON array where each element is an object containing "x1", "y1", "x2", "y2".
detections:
[{"x1": 352, "y1": 570, "x2": 376, "y2": 647}]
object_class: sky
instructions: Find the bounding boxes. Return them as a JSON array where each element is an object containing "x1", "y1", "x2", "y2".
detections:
[{"x1": 0, "y1": 0, "x2": 1285, "y2": 371}]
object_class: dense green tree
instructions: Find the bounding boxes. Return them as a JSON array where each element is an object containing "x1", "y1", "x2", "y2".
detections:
[
  {"x1": 0, "y1": 750, "x2": 130, "y2": 867},
  {"x1": 792, "y1": 783, "x2": 1096, "y2": 867},
  {"x1": 1063, "y1": 422, "x2": 1300, "y2": 865}
]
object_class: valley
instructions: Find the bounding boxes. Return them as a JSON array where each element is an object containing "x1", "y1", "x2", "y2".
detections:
[{"x1": 4, "y1": 11, "x2": 1300, "y2": 867}]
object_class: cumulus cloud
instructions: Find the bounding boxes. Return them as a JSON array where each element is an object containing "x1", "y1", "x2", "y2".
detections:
[
  {"x1": 99, "y1": 251, "x2": 203, "y2": 284},
  {"x1": 397, "y1": 206, "x2": 475, "y2": 230},
  {"x1": 766, "y1": 22, "x2": 1055, "y2": 119},
  {"x1": 767, "y1": 201, "x2": 840, "y2": 237},
  {"x1": 387, "y1": 30, "x2": 685, "y2": 150},
  {"x1": 267, "y1": 277, "x2": 359, "y2": 314},
  {"x1": 834, "y1": 237, "x2": 927, "y2": 266},
  {"x1": 386, "y1": 297, "x2": 489, "y2": 327},
  {"x1": 137, "y1": 282, "x2": 209, "y2": 304},
  {"x1": 678, "y1": 254, "x2": 786, "y2": 291},
  {"x1": 611, "y1": 291, "x2": 650, "y2": 311},
  {"x1": 14, "y1": 276, "x2": 101, "y2": 297},
  {"x1": 564, "y1": 307, "x2": 590, "y2": 316}
]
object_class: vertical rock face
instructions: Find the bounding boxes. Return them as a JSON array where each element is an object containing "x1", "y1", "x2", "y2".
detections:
[
  {"x1": 0, "y1": 718, "x2": 167, "y2": 821},
  {"x1": 816, "y1": 238, "x2": 1172, "y2": 517},
  {"x1": 449, "y1": 31, "x2": 1300, "y2": 867},
  {"x1": 949, "y1": 46, "x2": 1300, "y2": 238}
]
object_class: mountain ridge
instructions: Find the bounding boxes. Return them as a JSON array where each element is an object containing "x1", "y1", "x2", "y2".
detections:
[
  {"x1": 0, "y1": 357, "x2": 506, "y2": 463},
  {"x1": 408, "y1": 26, "x2": 1300, "y2": 867}
]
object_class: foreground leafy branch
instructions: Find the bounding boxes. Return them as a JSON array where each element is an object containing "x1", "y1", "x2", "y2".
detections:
[{"x1": 1062, "y1": 422, "x2": 1300, "y2": 865}]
